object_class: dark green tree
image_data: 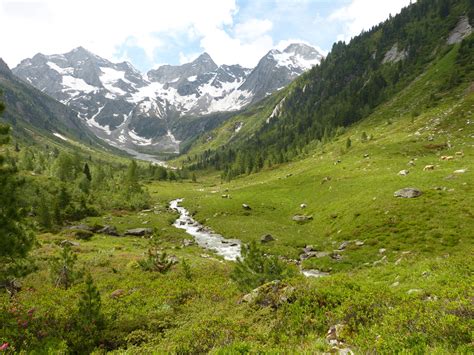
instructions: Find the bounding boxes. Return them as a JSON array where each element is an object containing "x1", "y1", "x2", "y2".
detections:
[
  {"x1": 71, "y1": 273, "x2": 105, "y2": 353},
  {"x1": 0, "y1": 102, "x2": 35, "y2": 289},
  {"x1": 231, "y1": 241, "x2": 293, "y2": 291},
  {"x1": 125, "y1": 160, "x2": 141, "y2": 193},
  {"x1": 49, "y1": 244, "x2": 82, "y2": 289},
  {"x1": 83, "y1": 163, "x2": 92, "y2": 181},
  {"x1": 346, "y1": 137, "x2": 352, "y2": 149}
]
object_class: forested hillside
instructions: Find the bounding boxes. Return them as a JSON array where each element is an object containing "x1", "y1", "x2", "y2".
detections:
[{"x1": 186, "y1": 0, "x2": 473, "y2": 180}]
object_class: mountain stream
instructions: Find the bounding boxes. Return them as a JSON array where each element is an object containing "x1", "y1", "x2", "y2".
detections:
[{"x1": 170, "y1": 199, "x2": 329, "y2": 278}]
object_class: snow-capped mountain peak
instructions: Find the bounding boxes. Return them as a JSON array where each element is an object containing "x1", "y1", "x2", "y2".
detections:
[{"x1": 12, "y1": 42, "x2": 323, "y2": 154}]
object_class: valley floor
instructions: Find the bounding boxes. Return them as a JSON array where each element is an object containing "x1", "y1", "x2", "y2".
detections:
[{"x1": 2, "y1": 71, "x2": 473, "y2": 353}]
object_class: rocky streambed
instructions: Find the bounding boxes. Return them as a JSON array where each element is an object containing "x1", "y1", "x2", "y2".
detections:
[
  {"x1": 170, "y1": 199, "x2": 241, "y2": 261},
  {"x1": 170, "y1": 199, "x2": 328, "y2": 278}
]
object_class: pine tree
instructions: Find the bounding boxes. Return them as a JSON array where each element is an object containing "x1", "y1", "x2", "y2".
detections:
[
  {"x1": 72, "y1": 273, "x2": 104, "y2": 353},
  {"x1": 0, "y1": 102, "x2": 35, "y2": 287},
  {"x1": 125, "y1": 160, "x2": 141, "y2": 193},
  {"x1": 83, "y1": 163, "x2": 92, "y2": 181},
  {"x1": 346, "y1": 137, "x2": 352, "y2": 150},
  {"x1": 231, "y1": 241, "x2": 293, "y2": 291},
  {"x1": 49, "y1": 245, "x2": 81, "y2": 289},
  {"x1": 37, "y1": 192, "x2": 52, "y2": 230}
]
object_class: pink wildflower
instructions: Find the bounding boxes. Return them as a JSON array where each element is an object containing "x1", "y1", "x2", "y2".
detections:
[{"x1": 0, "y1": 342, "x2": 9, "y2": 351}]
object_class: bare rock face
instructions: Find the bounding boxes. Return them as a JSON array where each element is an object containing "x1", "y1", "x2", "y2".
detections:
[
  {"x1": 394, "y1": 188, "x2": 422, "y2": 198},
  {"x1": 382, "y1": 43, "x2": 407, "y2": 64},
  {"x1": 447, "y1": 16, "x2": 472, "y2": 45}
]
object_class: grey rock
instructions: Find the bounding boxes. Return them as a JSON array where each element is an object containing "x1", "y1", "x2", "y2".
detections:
[
  {"x1": 98, "y1": 225, "x2": 119, "y2": 236},
  {"x1": 292, "y1": 215, "x2": 313, "y2": 222},
  {"x1": 447, "y1": 16, "x2": 472, "y2": 45},
  {"x1": 338, "y1": 241, "x2": 349, "y2": 250},
  {"x1": 124, "y1": 228, "x2": 153, "y2": 236},
  {"x1": 239, "y1": 280, "x2": 295, "y2": 308},
  {"x1": 260, "y1": 234, "x2": 275, "y2": 243},
  {"x1": 182, "y1": 239, "x2": 194, "y2": 247},
  {"x1": 60, "y1": 240, "x2": 80, "y2": 247},
  {"x1": 394, "y1": 188, "x2": 422, "y2": 198}
]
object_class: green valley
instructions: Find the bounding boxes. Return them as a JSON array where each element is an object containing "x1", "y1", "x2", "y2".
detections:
[{"x1": 1, "y1": 0, "x2": 473, "y2": 353}]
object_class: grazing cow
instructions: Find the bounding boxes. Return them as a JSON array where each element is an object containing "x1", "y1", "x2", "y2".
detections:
[{"x1": 423, "y1": 165, "x2": 435, "y2": 171}]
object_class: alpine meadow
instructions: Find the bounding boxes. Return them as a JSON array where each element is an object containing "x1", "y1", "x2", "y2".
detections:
[{"x1": 0, "y1": 0, "x2": 473, "y2": 353}]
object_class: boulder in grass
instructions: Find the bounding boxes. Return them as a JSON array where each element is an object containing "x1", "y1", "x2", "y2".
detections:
[
  {"x1": 98, "y1": 225, "x2": 120, "y2": 236},
  {"x1": 292, "y1": 215, "x2": 313, "y2": 222},
  {"x1": 260, "y1": 234, "x2": 275, "y2": 243},
  {"x1": 239, "y1": 280, "x2": 295, "y2": 308},
  {"x1": 71, "y1": 229, "x2": 93, "y2": 240},
  {"x1": 60, "y1": 240, "x2": 80, "y2": 247},
  {"x1": 110, "y1": 289, "x2": 125, "y2": 299},
  {"x1": 124, "y1": 228, "x2": 153, "y2": 237},
  {"x1": 67, "y1": 224, "x2": 94, "y2": 232},
  {"x1": 394, "y1": 188, "x2": 422, "y2": 198}
]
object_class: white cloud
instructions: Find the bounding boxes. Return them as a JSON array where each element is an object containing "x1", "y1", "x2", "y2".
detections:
[
  {"x1": 330, "y1": 0, "x2": 413, "y2": 42},
  {"x1": 234, "y1": 18, "x2": 273, "y2": 42},
  {"x1": 198, "y1": 18, "x2": 275, "y2": 68},
  {"x1": 178, "y1": 52, "x2": 200, "y2": 65},
  {"x1": 200, "y1": 27, "x2": 274, "y2": 68},
  {"x1": 0, "y1": 0, "x2": 237, "y2": 68}
]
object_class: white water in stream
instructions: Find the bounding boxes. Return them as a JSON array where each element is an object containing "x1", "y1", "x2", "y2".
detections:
[
  {"x1": 170, "y1": 199, "x2": 241, "y2": 261},
  {"x1": 170, "y1": 199, "x2": 329, "y2": 278}
]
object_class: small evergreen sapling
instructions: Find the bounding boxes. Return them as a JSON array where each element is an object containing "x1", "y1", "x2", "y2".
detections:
[
  {"x1": 72, "y1": 273, "x2": 104, "y2": 353},
  {"x1": 49, "y1": 245, "x2": 82, "y2": 289},
  {"x1": 231, "y1": 241, "x2": 294, "y2": 291}
]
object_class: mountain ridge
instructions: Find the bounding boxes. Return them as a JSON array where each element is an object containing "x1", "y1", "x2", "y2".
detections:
[{"x1": 12, "y1": 43, "x2": 323, "y2": 155}]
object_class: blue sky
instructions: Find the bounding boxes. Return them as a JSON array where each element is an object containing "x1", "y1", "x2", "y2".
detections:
[{"x1": 1, "y1": 0, "x2": 411, "y2": 72}]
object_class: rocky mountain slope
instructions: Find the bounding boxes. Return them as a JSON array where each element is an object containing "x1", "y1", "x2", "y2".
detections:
[
  {"x1": 0, "y1": 57, "x2": 113, "y2": 151},
  {"x1": 12, "y1": 44, "x2": 323, "y2": 154}
]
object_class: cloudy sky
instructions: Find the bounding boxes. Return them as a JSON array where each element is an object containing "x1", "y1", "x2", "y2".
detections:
[{"x1": 1, "y1": 0, "x2": 412, "y2": 72}]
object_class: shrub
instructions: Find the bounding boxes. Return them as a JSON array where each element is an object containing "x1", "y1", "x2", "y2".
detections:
[
  {"x1": 231, "y1": 241, "x2": 295, "y2": 291},
  {"x1": 138, "y1": 248, "x2": 177, "y2": 273},
  {"x1": 49, "y1": 245, "x2": 82, "y2": 289}
]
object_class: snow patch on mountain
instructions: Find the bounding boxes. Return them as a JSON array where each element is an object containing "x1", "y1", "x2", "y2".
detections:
[
  {"x1": 62, "y1": 75, "x2": 97, "y2": 94},
  {"x1": 53, "y1": 132, "x2": 68, "y2": 141}
]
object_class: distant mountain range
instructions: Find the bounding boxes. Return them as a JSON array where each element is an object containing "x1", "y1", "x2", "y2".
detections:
[{"x1": 12, "y1": 44, "x2": 323, "y2": 154}]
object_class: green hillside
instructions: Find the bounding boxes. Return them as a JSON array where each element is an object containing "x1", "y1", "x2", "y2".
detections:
[{"x1": 179, "y1": 0, "x2": 473, "y2": 181}]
